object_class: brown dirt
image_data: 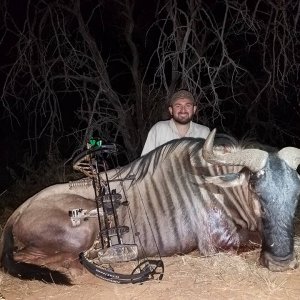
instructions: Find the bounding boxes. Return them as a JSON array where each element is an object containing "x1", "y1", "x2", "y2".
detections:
[
  {"x1": 1, "y1": 210, "x2": 300, "y2": 300},
  {"x1": 1, "y1": 242, "x2": 300, "y2": 300}
]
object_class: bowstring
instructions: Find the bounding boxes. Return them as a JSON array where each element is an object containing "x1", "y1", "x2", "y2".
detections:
[{"x1": 113, "y1": 149, "x2": 163, "y2": 263}]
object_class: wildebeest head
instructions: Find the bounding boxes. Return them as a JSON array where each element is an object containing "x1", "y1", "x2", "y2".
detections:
[{"x1": 203, "y1": 129, "x2": 300, "y2": 271}]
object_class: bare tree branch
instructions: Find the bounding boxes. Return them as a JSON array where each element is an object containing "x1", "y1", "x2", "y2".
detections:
[{"x1": 0, "y1": 0, "x2": 299, "y2": 167}]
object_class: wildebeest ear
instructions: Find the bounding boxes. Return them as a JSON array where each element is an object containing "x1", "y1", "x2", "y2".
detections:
[{"x1": 203, "y1": 168, "x2": 250, "y2": 188}]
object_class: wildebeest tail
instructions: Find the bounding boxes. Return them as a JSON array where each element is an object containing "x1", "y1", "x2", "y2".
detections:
[{"x1": 0, "y1": 225, "x2": 72, "y2": 285}]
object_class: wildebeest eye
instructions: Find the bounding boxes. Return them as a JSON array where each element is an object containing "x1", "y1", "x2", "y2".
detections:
[
  {"x1": 249, "y1": 178, "x2": 256, "y2": 191},
  {"x1": 249, "y1": 170, "x2": 265, "y2": 191},
  {"x1": 250, "y1": 170, "x2": 265, "y2": 181},
  {"x1": 260, "y1": 204, "x2": 266, "y2": 216},
  {"x1": 255, "y1": 170, "x2": 265, "y2": 178}
]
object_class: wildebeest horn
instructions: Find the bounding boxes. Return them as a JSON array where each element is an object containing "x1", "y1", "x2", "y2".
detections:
[
  {"x1": 277, "y1": 147, "x2": 300, "y2": 170},
  {"x1": 203, "y1": 129, "x2": 269, "y2": 172}
]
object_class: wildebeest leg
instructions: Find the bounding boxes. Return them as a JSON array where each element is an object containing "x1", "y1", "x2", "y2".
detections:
[
  {"x1": 14, "y1": 248, "x2": 83, "y2": 274},
  {"x1": 1, "y1": 195, "x2": 99, "y2": 284},
  {"x1": 12, "y1": 217, "x2": 98, "y2": 279},
  {"x1": 1, "y1": 225, "x2": 72, "y2": 284}
]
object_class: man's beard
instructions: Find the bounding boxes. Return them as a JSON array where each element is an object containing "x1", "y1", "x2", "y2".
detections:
[{"x1": 173, "y1": 114, "x2": 193, "y2": 125}]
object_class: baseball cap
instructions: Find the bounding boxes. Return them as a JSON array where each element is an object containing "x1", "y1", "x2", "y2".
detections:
[{"x1": 169, "y1": 89, "x2": 195, "y2": 106}]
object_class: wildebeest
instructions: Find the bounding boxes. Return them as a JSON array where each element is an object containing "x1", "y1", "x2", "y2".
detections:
[{"x1": 0, "y1": 129, "x2": 300, "y2": 284}]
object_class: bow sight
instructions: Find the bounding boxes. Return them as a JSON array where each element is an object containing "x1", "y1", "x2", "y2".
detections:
[{"x1": 71, "y1": 138, "x2": 164, "y2": 284}]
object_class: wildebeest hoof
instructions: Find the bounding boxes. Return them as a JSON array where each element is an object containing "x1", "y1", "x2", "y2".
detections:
[{"x1": 260, "y1": 252, "x2": 299, "y2": 271}]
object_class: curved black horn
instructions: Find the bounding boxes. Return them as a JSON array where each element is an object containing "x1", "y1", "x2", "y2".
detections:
[
  {"x1": 278, "y1": 147, "x2": 300, "y2": 170},
  {"x1": 203, "y1": 129, "x2": 268, "y2": 173}
]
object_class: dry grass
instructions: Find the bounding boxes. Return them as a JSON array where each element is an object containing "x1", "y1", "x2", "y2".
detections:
[
  {"x1": 1, "y1": 213, "x2": 300, "y2": 299},
  {"x1": 1, "y1": 243, "x2": 300, "y2": 300}
]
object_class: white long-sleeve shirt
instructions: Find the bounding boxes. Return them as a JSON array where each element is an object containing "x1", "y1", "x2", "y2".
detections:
[{"x1": 141, "y1": 119, "x2": 210, "y2": 156}]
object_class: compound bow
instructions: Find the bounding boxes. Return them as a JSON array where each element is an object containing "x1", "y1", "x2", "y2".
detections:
[{"x1": 71, "y1": 138, "x2": 164, "y2": 284}]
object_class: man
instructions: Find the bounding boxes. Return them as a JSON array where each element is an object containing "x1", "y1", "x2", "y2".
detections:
[{"x1": 141, "y1": 89, "x2": 210, "y2": 156}]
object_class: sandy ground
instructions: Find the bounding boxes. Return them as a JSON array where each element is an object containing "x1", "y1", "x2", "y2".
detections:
[
  {"x1": 1, "y1": 246, "x2": 300, "y2": 300},
  {"x1": 1, "y1": 207, "x2": 300, "y2": 300}
]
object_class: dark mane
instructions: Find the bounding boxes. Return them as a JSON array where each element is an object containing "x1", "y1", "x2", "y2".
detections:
[
  {"x1": 239, "y1": 137, "x2": 278, "y2": 152},
  {"x1": 115, "y1": 134, "x2": 239, "y2": 182}
]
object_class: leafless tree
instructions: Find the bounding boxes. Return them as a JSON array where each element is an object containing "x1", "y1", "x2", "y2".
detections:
[
  {"x1": 0, "y1": 0, "x2": 299, "y2": 167},
  {"x1": 227, "y1": 0, "x2": 300, "y2": 143},
  {"x1": 148, "y1": 0, "x2": 300, "y2": 143}
]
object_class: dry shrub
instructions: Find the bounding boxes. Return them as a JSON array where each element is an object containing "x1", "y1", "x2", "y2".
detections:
[{"x1": 0, "y1": 151, "x2": 81, "y2": 225}]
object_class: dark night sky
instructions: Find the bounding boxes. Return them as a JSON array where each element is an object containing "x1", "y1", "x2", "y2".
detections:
[{"x1": 0, "y1": 0, "x2": 299, "y2": 193}]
